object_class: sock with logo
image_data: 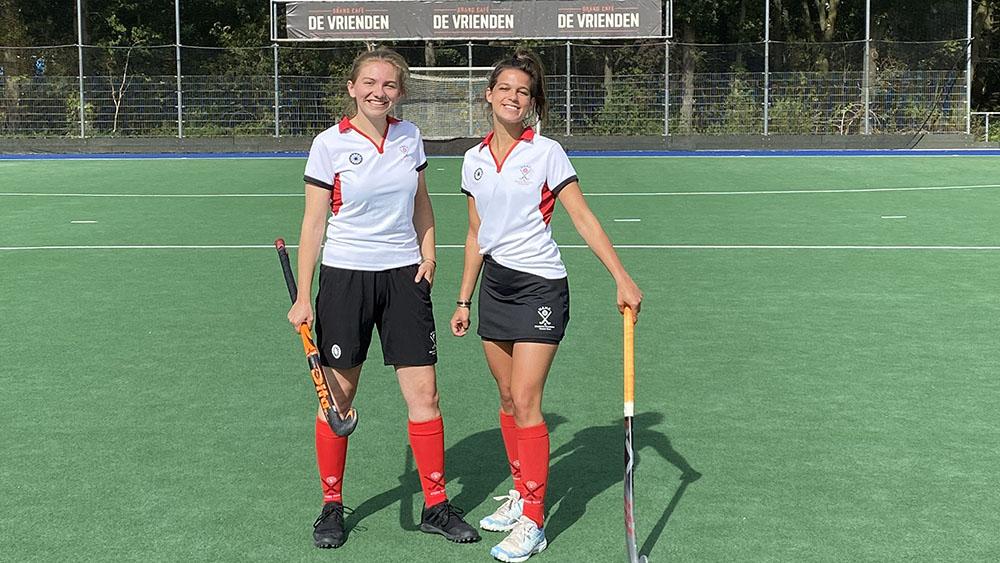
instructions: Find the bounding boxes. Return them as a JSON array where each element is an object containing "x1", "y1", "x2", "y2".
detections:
[
  {"x1": 499, "y1": 410, "x2": 523, "y2": 494},
  {"x1": 409, "y1": 416, "x2": 448, "y2": 507},
  {"x1": 516, "y1": 421, "x2": 550, "y2": 527},
  {"x1": 315, "y1": 417, "x2": 348, "y2": 503}
]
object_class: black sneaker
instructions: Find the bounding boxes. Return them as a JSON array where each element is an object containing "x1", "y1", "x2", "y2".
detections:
[
  {"x1": 313, "y1": 501, "x2": 348, "y2": 548},
  {"x1": 420, "y1": 501, "x2": 481, "y2": 543}
]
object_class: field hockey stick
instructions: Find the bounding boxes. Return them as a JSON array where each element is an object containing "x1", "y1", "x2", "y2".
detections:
[
  {"x1": 275, "y1": 238, "x2": 358, "y2": 437},
  {"x1": 624, "y1": 306, "x2": 649, "y2": 563}
]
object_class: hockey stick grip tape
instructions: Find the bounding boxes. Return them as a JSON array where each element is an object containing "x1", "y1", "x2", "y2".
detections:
[
  {"x1": 274, "y1": 239, "x2": 298, "y2": 304},
  {"x1": 624, "y1": 307, "x2": 636, "y2": 416}
]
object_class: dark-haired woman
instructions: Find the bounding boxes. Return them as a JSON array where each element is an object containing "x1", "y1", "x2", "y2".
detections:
[
  {"x1": 450, "y1": 50, "x2": 643, "y2": 562},
  {"x1": 290, "y1": 47, "x2": 479, "y2": 549}
]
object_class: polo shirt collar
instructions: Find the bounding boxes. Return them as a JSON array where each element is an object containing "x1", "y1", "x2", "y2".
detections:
[
  {"x1": 338, "y1": 115, "x2": 400, "y2": 134},
  {"x1": 479, "y1": 127, "x2": 535, "y2": 150}
]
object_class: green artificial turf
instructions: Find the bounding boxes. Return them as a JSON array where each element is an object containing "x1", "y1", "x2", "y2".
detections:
[{"x1": 1, "y1": 155, "x2": 999, "y2": 561}]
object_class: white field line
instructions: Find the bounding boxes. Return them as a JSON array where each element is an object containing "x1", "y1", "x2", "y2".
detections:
[
  {"x1": 70, "y1": 220, "x2": 98, "y2": 224},
  {"x1": 881, "y1": 215, "x2": 907, "y2": 219},
  {"x1": 614, "y1": 218, "x2": 642, "y2": 222},
  {"x1": 3, "y1": 244, "x2": 1000, "y2": 252},
  {"x1": 2, "y1": 183, "x2": 1000, "y2": 199}
]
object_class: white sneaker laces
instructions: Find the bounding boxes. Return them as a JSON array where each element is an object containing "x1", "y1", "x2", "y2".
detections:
[
  {"x1": 492, "y1": 490, "x2": 520, "y2": 515},
  {"x1": 507, "y1": 518, "x2": 536, "y2": 545}
]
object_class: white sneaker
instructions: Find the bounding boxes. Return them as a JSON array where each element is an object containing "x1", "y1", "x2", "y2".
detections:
[
  {"x1": 490, "y1": 516, "x2": 547, "y2": 563},
  {"x1": 479, "y1": 490, "x2": 523, "y2": 532}
]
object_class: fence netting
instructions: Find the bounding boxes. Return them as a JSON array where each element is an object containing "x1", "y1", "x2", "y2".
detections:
[{"x1": 0, "y1": 39, "x2": 971, "y2": 139}]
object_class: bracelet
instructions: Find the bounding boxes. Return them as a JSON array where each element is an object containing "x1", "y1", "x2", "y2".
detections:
[
  {"x1": 420, "y1": 258, "x2": 436, "y2": 267},
  {"x1": 456, "y1": 300, "x2": 472, "y2": 308}
]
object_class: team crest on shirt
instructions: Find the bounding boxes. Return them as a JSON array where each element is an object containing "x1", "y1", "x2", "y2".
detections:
[
  {"x1": 474, "y1": 167, "x2": 484, "y2": 181},
  {"x1": 349, "y1": 152, "x2": 363, "y2": 165},
  {"x1": 516, "y1": 165, "x2": 533, "y2": 186},
  {"x1": 534, "y1": 306, "x2": 554, "y2": 331}
]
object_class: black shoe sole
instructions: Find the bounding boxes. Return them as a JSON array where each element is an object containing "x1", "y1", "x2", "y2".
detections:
[
  {"x1": 419, "y1": 523, "x2": 482, "y2": 543},
  {"x1": 314, "y1": 535, "x2": 346, "y2": 549}
]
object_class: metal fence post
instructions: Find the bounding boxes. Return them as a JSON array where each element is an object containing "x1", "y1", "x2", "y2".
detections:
[
  {"x1": 468, "y1": 42, "x2": 474, "y2": 137},
  {"x1": 174, "y1": 0, "x2": 183, "y2": 138},
  {"x1": 273, "y1": 43, "x2": 280, "y2": 137},
  {"x1": 664, "y1": 39, "x2": 669, "y2": 136},
  {"x1": 763, "y1": 0, "x2": 770, "y2": 136},
  {"x1": 967, "y1": 0, "x2": 973, "y2": 135},
  {"x1": 76, "y1": 0, "x2": 85, "y2": 138},
  {"x1": 565, "y1": 41, "x2": 571, "y2": 136},
  {"x1": 863, "y1": 0, "x2": 871, "y2": 135}
]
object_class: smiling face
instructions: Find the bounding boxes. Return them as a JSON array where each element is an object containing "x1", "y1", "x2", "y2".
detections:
[
  {"x1": 485, "y1": 68, "x2": 535, "y2": 127},
  {"x1": 346, "y1": 60, "x2": 403, "y2": 121}
]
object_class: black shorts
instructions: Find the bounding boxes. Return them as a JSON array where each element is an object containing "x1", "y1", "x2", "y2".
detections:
[
  {"x1": 477, "y1": 256, "x2": 570, "y2": 344},
  {"x1": 315, "y1": 264, "x2": 437, "y2": 369}
]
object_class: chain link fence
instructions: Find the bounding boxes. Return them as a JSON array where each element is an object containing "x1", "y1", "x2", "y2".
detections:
[{"x1": 0, "y1": 39, "x2": 972, "y2": 139}]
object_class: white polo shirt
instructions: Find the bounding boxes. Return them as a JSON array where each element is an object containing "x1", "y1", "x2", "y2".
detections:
[
  {"x1": 304, "y1": 116, "x2": 428, "y2": 271},
  {"x1": 461, "y1": 128, "x2": 578, "y2": 280}
]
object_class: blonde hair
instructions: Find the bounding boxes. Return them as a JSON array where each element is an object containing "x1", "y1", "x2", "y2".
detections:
[{"x1": 346, "y1": 47, "x2": 410, "y2": 113}]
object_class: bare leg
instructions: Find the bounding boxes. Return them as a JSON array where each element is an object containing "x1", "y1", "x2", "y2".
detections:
[
  {"x1": 395, "y1": 365, "x2": 441, "y2": 422},
  {"x1": 317, "y1": 364, "x2": 362, "y2": 421},
  {"x1": 482, "y1": 340, "x2": 515, "y2": 414}
]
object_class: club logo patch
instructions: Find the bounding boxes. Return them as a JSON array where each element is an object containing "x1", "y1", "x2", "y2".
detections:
[
  {"x1": 474, "y1": 167, "x2": 484, "y2": 181},
  {"x1": 331, "y1": 344, "x2": 342, "y2": 359},
  {"x1": 516, "y1": 165, "x2": 533, "y2": 185},
  {"x1": 534, "y1": 306, "x2": 554, "y2": 331},
  {"x1": 349, "y1": 152, "x2": 363, "y2": 165},
  {"x1": 325, "y1": 476, "x2": 339, "y2": 485}
]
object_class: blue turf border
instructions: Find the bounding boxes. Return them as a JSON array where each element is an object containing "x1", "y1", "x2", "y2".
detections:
[{"x1": 2, "y1": 148, "x2": 1000, "y2": 160}]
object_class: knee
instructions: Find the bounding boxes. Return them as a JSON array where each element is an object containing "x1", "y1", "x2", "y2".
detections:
[
  {"x1": 408, "y1": 384, "x2": 440, "y2": 414},
  {"x1": 498, "y1": 394, "x2": 515, "y2": 414},
  {"x1": 510, "y1": 394, "x2": 541, "y2": 423}
]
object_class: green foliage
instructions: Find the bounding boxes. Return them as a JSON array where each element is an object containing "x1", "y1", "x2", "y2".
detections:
[
  {"x1": 587, "y1": 83, "x2": 662, "y2": 136},
  {"x1": 64, "y1": 92, "x2": 94, "y2": 134},
  {"x1": 768, "y1": 97, "x2": 817, "y2": 134},
  {"x1": 709, "y1": 74, "x2": 762, "y2": 135}
]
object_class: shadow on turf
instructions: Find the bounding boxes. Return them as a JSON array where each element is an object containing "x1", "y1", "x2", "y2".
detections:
[
  {"x1": 545, "y1": 412, "x2": 701, "y2": 551},
  {"x1": 344, "y1": 411, "x2": 699, "y2": 555},
  {"x1": 345, "y1": 414, "x2": 569, "y2": 534}
]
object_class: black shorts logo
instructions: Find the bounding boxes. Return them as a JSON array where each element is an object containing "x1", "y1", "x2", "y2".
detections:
[
  {"x1": 534, "y1": 306, "x2": 554, "y2": 331},
  {"x1": 474, "y1": 167, "x2": 484, "y2": 181},
  {"x1": 349, "y1": 153, "x2": 363, "y2": 165},
  {"x1": 429, "y1": 331, "x2": 437, "y2": 356}
]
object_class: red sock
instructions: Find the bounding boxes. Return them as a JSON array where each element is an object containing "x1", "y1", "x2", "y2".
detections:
[
  {"x1": 516, "y1": 422, "x2": 550, "y2": 527},
  {"x1": 315, "y1": 417, "x2": 348, "y2": 504},
  {"x1": 499, "y1": 410, "x2": 523, "y2": 494},
  {"x1": 408, "y1": 417, "x2": 448, "y2": 507}
]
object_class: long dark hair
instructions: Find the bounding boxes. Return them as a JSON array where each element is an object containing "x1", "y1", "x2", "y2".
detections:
[{"x1": 486, "y1": 49, "x2": 548, "y2": 126}]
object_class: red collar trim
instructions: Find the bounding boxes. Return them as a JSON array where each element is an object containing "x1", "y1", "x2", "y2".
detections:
[
  {"x1": 339, "y1": 116, "x2": 399, "y2": 153},
  {"x1": 482, "y1": 128, "x2": 535, "y2": 172},
  {"x1": 479, "y1": 127, "x2": 535, "y2": 150}
]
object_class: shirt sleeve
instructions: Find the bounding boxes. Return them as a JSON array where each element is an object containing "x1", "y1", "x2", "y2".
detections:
[
  {"x1": 303, "y1": 136, "x2": 336, "y2": 190},
  {"x1": 460, "y1": 154, "x2": 473, "y2": 197},
  {"x1": 413, "y1": 126, "x2": 428, "y2": 172},
  {"x1": 546, "y1": 142, "x2": 578, "y2": 197}
]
